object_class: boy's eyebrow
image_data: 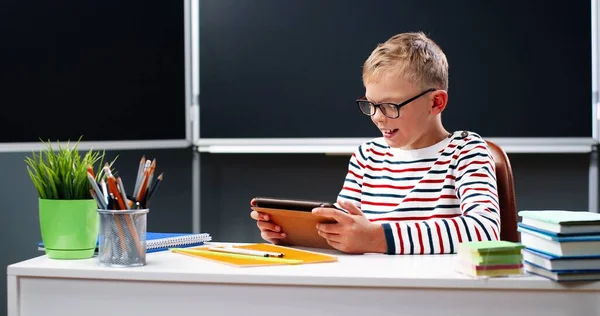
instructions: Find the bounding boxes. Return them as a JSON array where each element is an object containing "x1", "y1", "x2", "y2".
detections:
[{"x1": 365, "y1": 94, "x2": 406, "y2": 104}]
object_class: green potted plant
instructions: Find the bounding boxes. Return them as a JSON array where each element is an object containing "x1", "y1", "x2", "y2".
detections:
[{"x1": 25, "y1": 138, "x2": 114, "y2": 259}]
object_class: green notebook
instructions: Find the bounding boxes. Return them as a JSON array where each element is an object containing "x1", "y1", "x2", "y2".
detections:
[
  {"x1": 459, "y1": 252, "x2": 523, "y2": 265},
  {"x1": 518, "y1": 210, "x2": 600, "y2": 225},
  {"x1": 458, "y1": 240, "x2": 524, "y2": 255}
]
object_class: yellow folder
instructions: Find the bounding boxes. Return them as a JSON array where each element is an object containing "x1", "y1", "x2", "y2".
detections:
[{"x1": 171, "y1": 243, "x2": 338, "y2": 267}]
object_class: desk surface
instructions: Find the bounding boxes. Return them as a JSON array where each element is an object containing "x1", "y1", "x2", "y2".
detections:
[{"x1": 7, "y1": 242, "x2": 600, "y2": 291}]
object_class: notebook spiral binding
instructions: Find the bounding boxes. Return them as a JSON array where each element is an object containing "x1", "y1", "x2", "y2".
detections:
[{"x1": 147, "y1": 233, "x2": 212, "y2": 250}]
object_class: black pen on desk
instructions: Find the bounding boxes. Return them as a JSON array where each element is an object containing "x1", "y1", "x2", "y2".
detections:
[{"x1": 208, "y1": 246, "x2": 284, "y2": 258}]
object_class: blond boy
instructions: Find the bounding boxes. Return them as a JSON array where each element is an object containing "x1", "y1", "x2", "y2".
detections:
[{"x1": 251, "y1": 32, "x2": 500, "y2": 254}]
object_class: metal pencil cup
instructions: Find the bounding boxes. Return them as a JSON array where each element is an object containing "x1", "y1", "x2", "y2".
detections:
[{"x1": 97, "y1": 209, "x2": 149, "y2": 267}]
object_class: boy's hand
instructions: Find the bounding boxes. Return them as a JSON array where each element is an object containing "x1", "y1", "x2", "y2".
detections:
[
  {"x1": 312, "y1": 200, "x2": 386, "y2": 254},
  {"x1": 250, "y1": 198, "x2": 286, "y2": 244}
]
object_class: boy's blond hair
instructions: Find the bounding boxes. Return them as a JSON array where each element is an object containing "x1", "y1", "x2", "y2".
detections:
[{"x1": 363, "y1": 32, "x2": 448, "y2": 91}]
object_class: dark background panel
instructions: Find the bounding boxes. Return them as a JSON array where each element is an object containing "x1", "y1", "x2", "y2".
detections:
[
  {"x1": 199, "y1": 0, "x2": 592, "y2": 138},
  {"x1": 0, "y1": 0, "x2": 186, "y2": 142}
]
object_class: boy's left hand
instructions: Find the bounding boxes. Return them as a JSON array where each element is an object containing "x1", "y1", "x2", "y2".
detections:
[{"x1": 312, "y1": 200, "x2": 386, "y2": 254}]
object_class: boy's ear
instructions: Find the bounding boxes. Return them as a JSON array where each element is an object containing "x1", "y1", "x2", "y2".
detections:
[{"x1": 431, "y1": 90, "x2": 448, "y2": 114}]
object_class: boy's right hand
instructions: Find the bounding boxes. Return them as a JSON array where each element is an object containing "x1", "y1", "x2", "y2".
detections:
[{"x1": 250, "y1": 199, "x2": 286, "y2": 244}]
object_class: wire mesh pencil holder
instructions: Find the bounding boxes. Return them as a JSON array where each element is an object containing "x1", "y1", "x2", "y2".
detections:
[{"x1": 97, "y1": 209, "x2": 149, "y2": 267}]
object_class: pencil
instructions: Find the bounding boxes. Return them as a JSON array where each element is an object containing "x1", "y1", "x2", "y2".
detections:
[
  {"x1": 116, "y1": 177, "x2": 129, "y2": 210},
  {"x1": 100, "y1": 179, "x2": 108, "y2": 205},
  {"x1": 209, "y1": 246, "x2": 284, "y2": 258},
  {"x1": 133, "y1": 156, "x2": 145, "y2": 200},
  {"x1": 86, "y1": 172, "x2": 104, "y2": 205},
  {"x1": 136, "y1": 161, "x2": 151, "y2": 208},
  {"x1": 171, "y1": 248, "x2": 302, "y2": 264}
]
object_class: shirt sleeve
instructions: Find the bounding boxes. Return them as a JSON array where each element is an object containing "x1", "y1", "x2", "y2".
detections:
[
  {"x1": 336, "y1": 145, "x2": 367, "y2": 208},
  {"x1": 381, "y1": 137, "x2": 501, "y2": 254}
]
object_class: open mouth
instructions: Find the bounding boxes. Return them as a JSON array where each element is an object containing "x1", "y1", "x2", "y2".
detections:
[{"x1": 381, "y1": 129, "x2": 398, "y2": 138}]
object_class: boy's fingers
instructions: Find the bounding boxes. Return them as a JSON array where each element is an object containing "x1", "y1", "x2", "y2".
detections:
[
  {"x1": 312, "y1": 207, "x2": 350, "y2": 223},
  {"x1": 261, "y1": 231, "x2": 286, "y2": 240},
  {"x1": 317, "y1": 230, "x2": 341, "y2": 242},
  {"x1": 338, "y1": 199, "x2": 364, "y2": 216},
  {"x1": 257, "y1": 221, "x2": 281, "y2": 232},
  {"x1": 250, "y1": 211, "x2": 269, "y2": 221},
  {"x1": 316, "y1": 222, "x2": 341, "y2": 234}
]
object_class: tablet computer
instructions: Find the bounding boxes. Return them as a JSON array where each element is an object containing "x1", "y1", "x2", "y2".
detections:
[{"x1": 251, "y1": 197, "x2": 338, "y2": 250}]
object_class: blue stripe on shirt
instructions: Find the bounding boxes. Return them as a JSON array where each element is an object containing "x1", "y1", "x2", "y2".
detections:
[
  {"x1": 365, "y1": 156, "x2": 438, "y2": 165},
  {"x1": 456, "y1": 152, "x2": 490, "y2": 169},
  {"x1": 382, "y1": 223, "x2": 395, "y2": 254},
  {"x1": 361, "y1": 204, "x2": 461, "y2": 214},
  {"x1": 460, "y1": 217, "x2": 473, "y2": 241},
  {"x1": 363, "y1": 174, "x2": 423, "y2": 181},
  {"x1": 442, "y1": 219, "x2": 454, "y2": 253},
  {"x1": 338, "y1": 194, "x2": 360, "y2": 202},
  {"x1": 407, "y1": 225, "x2": 414, "y2": 254},
  {"x1": 462, "y1": 192, "x2": 500, "y2": 207},
  {"x1": 458, "y1": 181, "x2": 497, "y2": 192},
  {"x1": 412, "y1": 185, "x2": 455, "y2": 193},
  {"x1": 465, "y1": 215, "x2": 492, "y2": 240},
  {"x1": 344, "y1": 178, "x2": 362, "y2": 187},
  {"x1": 423, "y1": 221, "x2": 434, "y2": 254}
]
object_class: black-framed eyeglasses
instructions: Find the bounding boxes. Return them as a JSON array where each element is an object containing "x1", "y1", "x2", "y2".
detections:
[{"x1": 356, "y1": 88, "x2": 436, "y2": 119}]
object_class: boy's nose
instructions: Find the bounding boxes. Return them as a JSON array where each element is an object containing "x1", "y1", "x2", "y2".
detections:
[{"x1": 372, "y1": 107, "x2": 387, "y2": 123}]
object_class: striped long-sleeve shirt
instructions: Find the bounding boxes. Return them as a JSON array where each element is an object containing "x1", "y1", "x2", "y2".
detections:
[{"x1": 337, "y1": 131, "x2": 501, "y2": 255}]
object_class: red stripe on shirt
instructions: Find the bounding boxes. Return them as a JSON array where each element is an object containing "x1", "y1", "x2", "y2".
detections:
[
  {"x1": 458, "y1": 160, "x2": 494, "y2": 172},
  {"x1": 348, "y1": 170, "x2": 363, "y2": 179},
  {"x1": 361, "y1": 200, "x2": 398, "y2": 206},
  {"x1": 451, "y1": 218, "x2": 463, "y2": 243},
  {"x1": 415, "y1": 223, "x2": 424, "y2": 254},
  {"x1": 363, "y1": 183, "x2": 413, "y2": 190},
  {"x1": 395, "y1": 222, "x2": 404, "y2": 254},
  {"x1": 366, "y1": 148, "x2": 393, "y2": 157},
  {"x1": 435, "y1": 222, "x2": 444, "y2": 253},
  {"x1": 342, "y1": 186, "x2": 361, "y2": 194},
  {"x1": 365, "y1": 165, "x2": 431, "y2": 173},
  {"x1": 403, "y1": 194, "x2": 457, "y2": 202},
  {"x1": 370, "y1": 213, "x2": 460, "y2": 222},
  {"x1": 475, "y1": 226, "x2": 482, "y2": 241}
]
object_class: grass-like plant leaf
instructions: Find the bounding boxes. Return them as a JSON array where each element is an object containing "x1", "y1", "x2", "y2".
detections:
[{"x1": 24, "y1": 137, "x2": 115, "y2": 200}]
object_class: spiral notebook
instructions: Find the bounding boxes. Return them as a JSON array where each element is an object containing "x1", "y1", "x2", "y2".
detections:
[{"x1": 37, "y1": 232, "x2": 212, "y2": 254}]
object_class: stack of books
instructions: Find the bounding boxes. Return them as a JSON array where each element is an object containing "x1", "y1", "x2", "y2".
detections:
[
  {"x1": 456, "y1": 240, "x2": 525, "y2": 277},
  {"x1": 518, "y1": 210, "x2": 600, "y2": 281}
]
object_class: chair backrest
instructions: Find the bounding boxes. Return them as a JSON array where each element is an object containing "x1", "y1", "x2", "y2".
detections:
[{"x1": 485, "y1": 140, "x2": 519, "y2": 242}]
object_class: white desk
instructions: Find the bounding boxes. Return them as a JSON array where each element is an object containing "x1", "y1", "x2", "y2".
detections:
[{"x1": 7, "y1": 242, "x2": 600, "y2": 316}]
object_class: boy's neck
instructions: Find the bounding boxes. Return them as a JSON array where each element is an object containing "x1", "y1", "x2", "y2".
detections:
[{"x1": 399, "y1": 124, "x2": 450, "y2": 150}]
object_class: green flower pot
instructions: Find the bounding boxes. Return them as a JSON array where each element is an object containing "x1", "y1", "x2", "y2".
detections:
[{"x1": 39, "y1": 198, "x2": 99, "y2": 259}]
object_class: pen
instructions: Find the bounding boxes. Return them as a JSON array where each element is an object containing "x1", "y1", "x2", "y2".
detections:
[
  {"x1": 172, "y1": 248, "x2": 299, "y2": 264},
  {"x1": 208, "y1": 246, "x2": 284, "y2": 258}
]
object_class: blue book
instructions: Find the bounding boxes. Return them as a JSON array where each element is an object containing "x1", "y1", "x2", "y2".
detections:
[
  {"x1": 517, "y1": 224, "x2": 600, "y2": 257},
  {"x1": 38, "y1": 232, "x2": 212, "y2": 254},
  {"x1": 524, "y1": 261, "x2": 600, "y2": 281},
  {"x1": 522, "y1": 248, "x2": 600, "y2": 271}
]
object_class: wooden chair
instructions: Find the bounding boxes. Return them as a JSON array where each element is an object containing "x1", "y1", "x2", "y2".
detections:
[{"x1": 485, "y1": 140, "x2": 519, "y2": 242}]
